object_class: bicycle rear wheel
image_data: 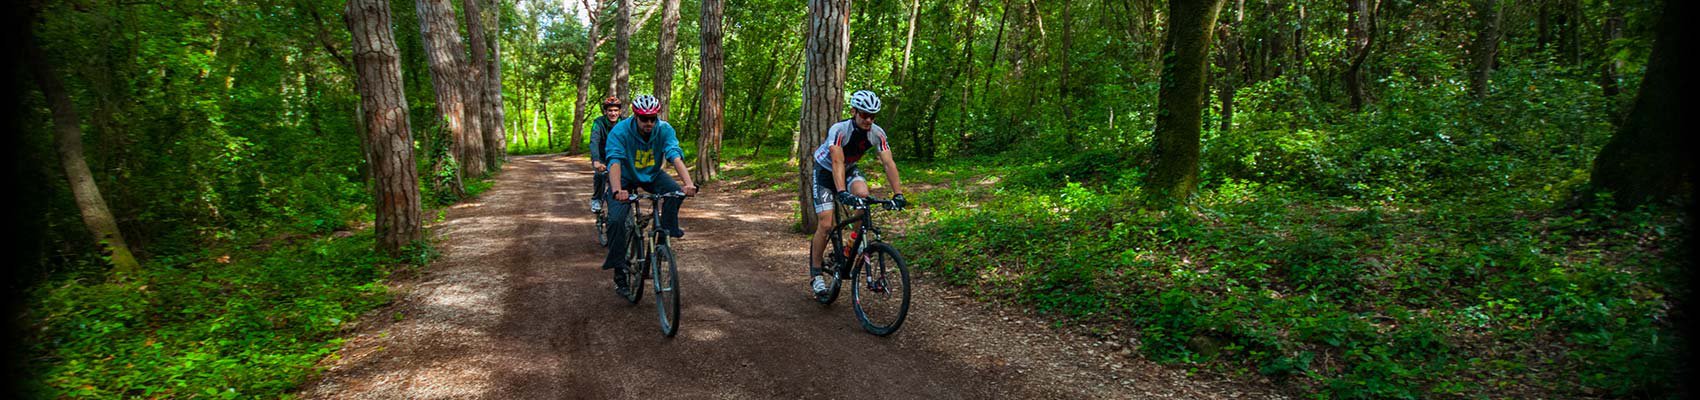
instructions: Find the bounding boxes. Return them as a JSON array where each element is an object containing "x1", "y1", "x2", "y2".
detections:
[
  {"x1": 852, "y1": 243, "x2": 911, "y2": 336},
  {"x1": 815, "y1": 254, "x2": 846, "y2": 305},
  {"x1": 653, "y1": 244, "x2": 681, "y2": 337}
]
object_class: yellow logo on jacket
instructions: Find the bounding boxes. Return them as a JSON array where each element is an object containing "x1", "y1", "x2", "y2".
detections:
[{"x1": 632, "y1": 149, "x2": 656, "y2": 170}]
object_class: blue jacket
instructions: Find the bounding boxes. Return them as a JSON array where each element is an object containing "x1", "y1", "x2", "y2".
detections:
[{"x1": 604, "y1": 117, "x2": 683, "y2": 183}]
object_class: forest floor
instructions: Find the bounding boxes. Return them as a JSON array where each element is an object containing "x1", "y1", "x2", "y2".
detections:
[{"x1": 297, "y1": 153, "x2": 1288, "y2": 399}]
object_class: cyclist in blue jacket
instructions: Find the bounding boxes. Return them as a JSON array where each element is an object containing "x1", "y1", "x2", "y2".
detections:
[{"x1": 603, "y1": 94, "x2": 698, "y2": 297}]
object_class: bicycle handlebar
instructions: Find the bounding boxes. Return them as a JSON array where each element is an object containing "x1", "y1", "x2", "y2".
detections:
[
  {"x1": 624, "y1": 191, "x2": 689, "y2": 202},
  {"x1": 844, "y1": 196, "x2": 906, "y2": 210}
]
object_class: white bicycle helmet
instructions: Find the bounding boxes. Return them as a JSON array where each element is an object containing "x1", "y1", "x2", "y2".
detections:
[{"x1": 849, "y1": 90, "x2": 881, "y2": 114}]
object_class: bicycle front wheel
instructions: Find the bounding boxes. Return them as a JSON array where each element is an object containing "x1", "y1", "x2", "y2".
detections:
[
  {"x1": 653, "y1": 244, "x2": 681, "y2": 337},
  {"x1": 852, "y1": 243, "x2": 911, "y2": 336}
]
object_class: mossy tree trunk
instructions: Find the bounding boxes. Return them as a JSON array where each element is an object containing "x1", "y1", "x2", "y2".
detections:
[
  {"x1": 1143, "y1": 0, "x2": 1226, "y2": 206},
  {"x1": 1588, "y1": 3, "x2": 1686, "y2": 208}
]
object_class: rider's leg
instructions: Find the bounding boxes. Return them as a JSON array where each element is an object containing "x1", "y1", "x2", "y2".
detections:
[
  {"x1": 810, "y1": 209, "x2": 834, "y2": 272},
  {"x1": 592, "y1": 170, "x2": 608, "y2": 211},
  {"x1": 647, "y1": 174, "x2": 685, "y2": 237},
  {"x1": 809, "y1": 167, "x2": 838, "y2": 287},
  {"x1": 602, "y1": 179, "x2": 635, "y2": 271},
  {"x1": 847, "y1": 175, "x2": 871, "y2": 233}
]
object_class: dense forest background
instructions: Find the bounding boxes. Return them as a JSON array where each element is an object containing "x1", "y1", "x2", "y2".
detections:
[{"x1": 7, "y1": 0, "x2": 1692, "y2": 397}]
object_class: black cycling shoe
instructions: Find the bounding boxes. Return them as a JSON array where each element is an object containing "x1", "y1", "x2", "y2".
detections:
[
  {"x1": 612, "y1": 268, "x2": 631, "y2": 296},
  {"x1": 667, "y1": 227, "x2": 685, "y2": 238}
]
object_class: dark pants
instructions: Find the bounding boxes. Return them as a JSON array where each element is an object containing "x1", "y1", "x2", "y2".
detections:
[
  {"x1": 602, "y1": 173, "x2": 683, "y2": 271},
  {"x1": 592, "y1": 169, "x2": 609, "y2": 204}
]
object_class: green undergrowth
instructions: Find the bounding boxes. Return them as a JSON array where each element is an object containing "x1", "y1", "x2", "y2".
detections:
[
  {"x1": 894, "y1": 169, "x2": 1685, "y2": 398},
  {"x1": 21, "y1": 178, "x2": 493, "y2": 398}
]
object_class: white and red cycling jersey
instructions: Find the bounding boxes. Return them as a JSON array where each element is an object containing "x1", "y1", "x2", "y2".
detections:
[{"x1": 811, "y1": 119, "x2": 889, "y2": 171}]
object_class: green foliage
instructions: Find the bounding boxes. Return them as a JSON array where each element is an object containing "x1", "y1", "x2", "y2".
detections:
[
  {"x1": 24, "y1": 232, "x2": 410, "y2": 398},
  {"x1": 900, "y1": 174, "x2": 1684, "y2": 397}
]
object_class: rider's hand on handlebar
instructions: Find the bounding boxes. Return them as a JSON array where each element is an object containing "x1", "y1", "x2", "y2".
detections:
[
  {"x1": 614, "y1": 189, "x2": 631, "y2": 202},
  {"x1": 892, "y1": 193, "x2": 908, "y2": 209},
  {"x1": 593, "y1": 161, "x2": 606, "y2": 172},
  {"x1": 683, "y1": 184, "x2": 698, "y2": 197},
  {"x1": 836, "y1": 191, "x2": 862, "y2": 206}
]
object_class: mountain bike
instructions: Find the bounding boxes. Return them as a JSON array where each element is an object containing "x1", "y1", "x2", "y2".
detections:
[
  {"x1": 617, "y1": 190, "x2": 687, "y2": 337},
  {"x1": 593, "y1": 170, "x2": 610, "y2": 247},
  {"x1": 816, "y1": 196, "x2": 912, "y2": 336}
]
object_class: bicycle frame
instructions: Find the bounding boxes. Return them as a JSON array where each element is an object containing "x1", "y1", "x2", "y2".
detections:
[{"x1": 829, "y1": 197, "x2": 897, "y2": 273}]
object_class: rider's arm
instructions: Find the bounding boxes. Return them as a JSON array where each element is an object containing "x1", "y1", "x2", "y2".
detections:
[
  {"x1": 830, "y1": 145, "x2": 847, "y2": 193},
  {"x1": 606, "y1": 128, "x2": 627, "y2": 199},
  {"x1": 669, "y1": 157, "x2": 696, "y2": 194},
  {"x1": 878, "y1": 147, "x2": 903, "y2": 197},
  {"x1": 589, "y1": 119, "x2": 606, "y2": 165},
  {"x1": 661, "y1": 123, "x2": 696, "y2": 195}
]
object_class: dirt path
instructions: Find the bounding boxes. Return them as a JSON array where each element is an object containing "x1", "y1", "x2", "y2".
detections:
[{"x1": 299, "y1": 154, "x2": 1285, "y2": 399}]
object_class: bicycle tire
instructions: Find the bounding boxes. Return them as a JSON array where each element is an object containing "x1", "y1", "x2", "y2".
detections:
[
  {"x1": 622, "y1": 227, "x2": 645, "y2": 304},
  {"x1": 852, "y1": 242, "x2": 911, "y2": 336},
  {"x1": 653, "y1": 244, "x2": 681, "y2": 337}
]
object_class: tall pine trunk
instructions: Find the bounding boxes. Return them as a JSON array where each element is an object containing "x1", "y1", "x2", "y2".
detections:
[
  {"x1": 488, "y1": 0, "x2": 507, "y2": 158},
  {"x1": 27, "y1": 37, "x2": 141, "y2": 275},
  {"x1": 416, "y1": 0, "x2": 485, "y2": 178},
  {"x1": 569, "y1": 0, "x2": 609, "y2": 155},
  {"x1": 696, "y1": 0, "x2": 725, "y2": 183},
  {"x1": 797, "y1": 0, "x2": 850, "y2": 230},
  {"x1": 346, "y1": 0, "x2": 423, "y2": 254},
  {"x1": 654, "y1": 0, "x2": 681, "y2": 119},
  {"x1": 1144, "y1": 0, "x2": 1226, "y2": 205},
  {"x1": 463, "y1": 0, "x2": 495, "y2": 170},
  {"x1": 611, "y1": 0, "x2": 632, "y2": 101}
]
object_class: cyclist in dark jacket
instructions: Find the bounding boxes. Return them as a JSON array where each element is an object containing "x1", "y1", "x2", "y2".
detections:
[{"x1": 589, "y1": 96, "x2": 622, "y2": 213}]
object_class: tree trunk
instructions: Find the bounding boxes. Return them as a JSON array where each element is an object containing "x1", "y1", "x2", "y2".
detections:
[
  {"x1": 569, "y1": 0, "x2": 609, "y2": 155},
  {"x1": 897, "y1": 0, "x2": 919, "y2": 84},
  {"x1": 797, "y1": 0, "x2": 851, "y2": 230},
  {"x1": 1060, "y1": 0, "x2": 1074, "y2": 144},
  {"x1": 1216, "y1": 0, "x2": 1244, "y2": 132},
  {"x1": 543, "y1": 97, "x2": 553, "y2": 150},
  {"x1": 1467, "y1": 0, "x2": 1502, "y2": 99},
  {"x1": 346, "y1": 0, "x2": 424, "y2": 255},
  {"x1": 1342, "y1": 0, "x2": 1377, "y2": 111},
  {"x1": 27, "y1": 38, "x2": 142, "y2": 274},
  {"x1": 611, "y1": 0, "x2": 632, "y2": 101},
  {"x1": 654, "y1": 0, "x2": 681, "y2": 119},
  {"x1": 485, "y1": 0, "x2": 508, "y2": 162},
  {"x1": 696, "y1": 0, "x2": 726, "y2": 183},
  {"x1": 463, "y1": 0, "x2": 498, "y2": 171},
  {"x1": 1599, "y1": 3, "x2": 1623, "y2": 97},
  {"x1": 416, "y1": 0, "x2": 485, "y2": 178},
  {"x1": 983, "y1": 0, "x2": 1009, "y2": 96},
  {"x1": 1588, "y1": 4, "x2": 1686, "y2": 208},
  {"x1": 1144, "y1": 0, "x2": 1226, "y2": 205}
]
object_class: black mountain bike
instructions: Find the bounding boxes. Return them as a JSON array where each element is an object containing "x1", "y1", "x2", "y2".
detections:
[
  {"x1": 816, "y1": 196, "x2": 912, "y2": 336},
  {"x1": 593, "y1": 170, "x2": 610, "y2": 247},
  {"x1": 617, "y1": 191, "x2": 687, "y2": 337}
]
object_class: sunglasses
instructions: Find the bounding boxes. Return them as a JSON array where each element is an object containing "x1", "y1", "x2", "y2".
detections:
[
  {"x1": 637, "y1": 115, "x2": 658, "y2": 123},
  {"x1": 856, "y1": 111, "x2": 877, "y2": 120}
]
